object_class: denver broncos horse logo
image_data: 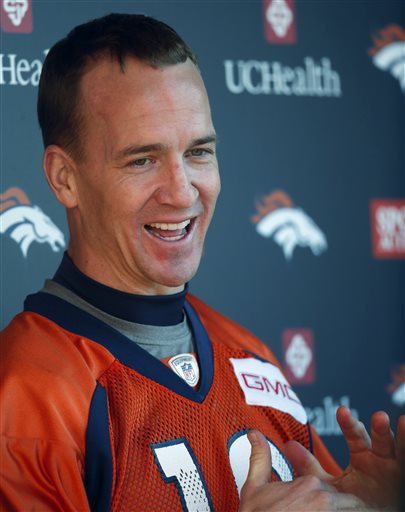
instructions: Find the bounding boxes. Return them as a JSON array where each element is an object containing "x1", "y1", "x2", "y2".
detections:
[
  {"x1": 252, "y1": 190, "x2": 327, "y2": 260},
  {"x1": 0, "y1": 187, "x2": 65, "y2": 257},
  {"x1": 369, "y1": 24, "x2": 405, "y2": 92}
]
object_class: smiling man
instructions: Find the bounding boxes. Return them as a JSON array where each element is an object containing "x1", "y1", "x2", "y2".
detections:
[
  {"x1": 46, "y1": 55, "x2": 219, "y2": 295},
  {"x1": 1, "y1": 13, "x2": 404, "y2": 512}
]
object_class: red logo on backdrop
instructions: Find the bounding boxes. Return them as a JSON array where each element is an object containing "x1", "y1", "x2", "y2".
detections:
[
  {"x1": 263, "y1": 0, "x2": 296, "y2": 44},
  {"x1": 1, "y1": 0, "x2": 32, "y2": 33},
  {"x1": 282, "y1": 329, "x2": 315, "y2": 384},
  {"x1": 370, "y1": 199, "x2": 405, "y2": 259}
]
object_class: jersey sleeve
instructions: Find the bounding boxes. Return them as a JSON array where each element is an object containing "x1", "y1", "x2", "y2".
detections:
[
  {"x1": 1, "y1": 312, "x2": 114, "y2": 512},
  {"x1": 1, "y1": 437, "x2": 90, "y2": 511}
]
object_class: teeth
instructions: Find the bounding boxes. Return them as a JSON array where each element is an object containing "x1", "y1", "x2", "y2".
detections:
[{"x1": 148, "y1": 219, "x2": 191, "y2": 231}]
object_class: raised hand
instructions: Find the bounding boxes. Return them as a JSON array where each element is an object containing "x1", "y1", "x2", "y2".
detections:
[
  {"x1": 239, "y1": 430, "x2": 369, "y2": 511},
  {"x1": 284, "y1": 406, "x2": 405, "y2": 510}
]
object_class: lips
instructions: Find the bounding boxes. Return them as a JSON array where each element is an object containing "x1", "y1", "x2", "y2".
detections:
[{"x1": 145, "y1": 219, "x2": 192, "y2": 241}]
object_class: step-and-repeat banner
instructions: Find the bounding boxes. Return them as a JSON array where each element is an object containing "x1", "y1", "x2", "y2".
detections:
[{"x1": 1, "y1": 0, "x2": 404, "y2": 467}]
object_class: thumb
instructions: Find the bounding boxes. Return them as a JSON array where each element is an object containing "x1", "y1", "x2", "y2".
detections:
[
  {"x1": 284, "y1": 440, "x2": 331, "y2": 480},
  {"x1": 244, "y1": 430, "x2": 273, "y2": 489}
]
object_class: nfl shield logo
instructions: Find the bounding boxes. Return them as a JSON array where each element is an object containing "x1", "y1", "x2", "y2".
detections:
[
  {"x1": 168, "y1": 353, "x2": 200, "y2": 387},
  {"x1": 180, "y1": 362, "x2": 195, "y2": 384}
]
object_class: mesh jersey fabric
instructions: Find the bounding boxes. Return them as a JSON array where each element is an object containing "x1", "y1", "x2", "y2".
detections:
[
  {"x1": 0, "y1": 292, "x2": 341, "y2": 511},
  {"x1": 101, "y1": 343, "x2": 312, "y2": 511}
]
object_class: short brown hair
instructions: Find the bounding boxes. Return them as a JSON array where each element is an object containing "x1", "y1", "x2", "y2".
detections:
[{"x1": 37, "y1": 13, "x2": 198, "y2": 159}]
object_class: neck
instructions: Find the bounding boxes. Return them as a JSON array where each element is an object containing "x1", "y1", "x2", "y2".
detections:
[{"x1": 52, "y1": 252, "x2": 188, "y2": 326}]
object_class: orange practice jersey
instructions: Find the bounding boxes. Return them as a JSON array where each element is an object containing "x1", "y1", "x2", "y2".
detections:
[{"x1": 1, "y1": 292, "x2": 340, "y2": 511}]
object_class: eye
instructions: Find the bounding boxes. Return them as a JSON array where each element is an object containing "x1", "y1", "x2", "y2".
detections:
[
  {"x1": 187, "y1": 148, "x2": 214, "y2": 158},
  {"x1": 128, "y1": 157, "x2": 152, "y2": 168},
  {"x1": 191, "y1": 148, "x2": 207, "y2": 157}
]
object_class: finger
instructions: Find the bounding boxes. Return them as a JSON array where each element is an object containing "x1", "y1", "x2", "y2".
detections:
[
  {"x1": 284, "y1": 440, "x2": 332, "y2": 481},
  {"x1": 396, "y1": 415, "x2": 405, "y2": 471},
  {"x1": 244, "y1": 430, "x2": 272, "y2": 489},
  {"x1": 370, "y1": 410, "x2": 395, "y2": 458},
  {"x1": 337, "y1": 406, "x2": 371, "y2": 453}
]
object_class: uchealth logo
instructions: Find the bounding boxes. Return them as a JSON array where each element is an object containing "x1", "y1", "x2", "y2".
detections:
[
  {"x1": 263, "y1": 0, "x2": 296, "y2": 44},
  {"x1": 369, "y1": 24, "x2": 405, "y2": 92},
  {"x1": 305, "y1": 396, "x2": 359, "y2": 436},
  {"x1": 370, "y1": 199, "x2": 405, "y2": 259},
  {"x1": 252, "y1": 190, "x2": 327, "y2": 260},
  {"x1": 387, "y1": 365, "x2": 405, "y2": 407},
  {"x1": 224, "y1": 57, "x2": 341, "y2": 97},
  {"x1": 1, "y1": 0, "x2": 32, "y2": 33},
  {"x1": 282, "y1": 329, "x2": 315, "y2": 385},
  {"x1": 0, "y1": 187, "x2": 65, "y2": 257}
]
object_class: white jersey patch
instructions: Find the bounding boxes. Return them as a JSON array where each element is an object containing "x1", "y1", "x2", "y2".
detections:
[
  {"x1": 168, "y1": 353, "x2": 200, "y2": 387},
  {"x1": 230, "y1": 358, "x2": 307, "y2": 424}
]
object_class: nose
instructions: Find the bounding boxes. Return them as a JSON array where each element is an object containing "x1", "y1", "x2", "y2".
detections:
[{"x1": 154, "y1": 159, "x2": 198, "y2": 209}]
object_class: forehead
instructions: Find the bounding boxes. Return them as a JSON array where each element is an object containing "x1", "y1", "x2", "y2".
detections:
[
  {"x1": 76, "y1": 57, "x2": 214, "y2": 159},
  {"x1": 79, "y1": 56, "x2": 211, "y2": 125}
]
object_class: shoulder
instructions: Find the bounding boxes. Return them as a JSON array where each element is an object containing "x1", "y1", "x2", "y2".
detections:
[
  {"x1": 186, "y1": 294, "x2": 278, "y2": 364},
  {"x1": 2, "y1": 310, "x2": 114, "y2": 381},
  {"x1": 1, "y1": 311, "x2": 114, "y2": 452}
]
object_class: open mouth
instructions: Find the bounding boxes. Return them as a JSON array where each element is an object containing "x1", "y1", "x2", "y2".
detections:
[{"x1": 144, "y1": 218, "x2": 193, "y2": 241}]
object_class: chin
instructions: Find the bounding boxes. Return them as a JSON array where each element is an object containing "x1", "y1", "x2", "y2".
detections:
[
  {"x1": 156, "y1": 265, "x2": 199, "y2": 291},
  {"x1": 159, "y1": 275, "x2": 192, "y2": 290}
]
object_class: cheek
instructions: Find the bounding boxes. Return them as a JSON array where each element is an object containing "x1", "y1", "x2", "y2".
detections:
[
  {"x1": 103, "y1": 187, "x2": 139, "y2": 218},
  {"x1": 202, "y1": 169, "x2": 221, "y2": 203},
  {"x1": 206, "y1": 175, "x2": 221, "y2": 211},
  {"x1": 75, "y1": 176, "x2": 107, "y2": 213}
]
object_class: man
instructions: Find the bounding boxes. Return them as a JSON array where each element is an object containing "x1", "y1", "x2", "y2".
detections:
[{"x1": 1, "y1": 13, "x2": 403, "y2": 512}]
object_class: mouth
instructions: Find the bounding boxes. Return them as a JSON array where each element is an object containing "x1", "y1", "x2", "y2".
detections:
[{"x1": 144, "y1": 218, "x2": 194, "y2": 242}]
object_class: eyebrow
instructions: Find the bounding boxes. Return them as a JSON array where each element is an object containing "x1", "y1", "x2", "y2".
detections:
[
  {"x1": 190, "y1": 134, "x2": 218, "y2": 147},
  {"x1": 115, "y1": 133, "x2": 217, "y2": 161}
]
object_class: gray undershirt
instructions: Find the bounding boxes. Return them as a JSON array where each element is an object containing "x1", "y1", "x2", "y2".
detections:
[{"x1": 42, "y1": 279, "x2": 194, "y2": 361}]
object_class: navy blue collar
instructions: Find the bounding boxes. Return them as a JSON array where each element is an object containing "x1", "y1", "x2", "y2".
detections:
[
  {"x1": 52, "y1": 252, "x2": 187, "y2": 326},
  {"x1": 24, "y1": 291, "x2": 214, "y2": 403}
]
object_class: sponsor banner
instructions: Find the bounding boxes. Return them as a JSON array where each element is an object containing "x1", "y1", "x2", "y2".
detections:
[
  {"x1": 369, "y1": 24, "x2": 405, "y2": 92},
  {"x1": 305, "y1": 396, "x2": 359, "y2": 436},
  {"x1": 251, "y1": 190, "x2": 327, "y2": 260},
  {"x1": 370, "y1": 199, "x2": 405, "y2": 259},
  {"x1": 1, "y1": 0, "x2": 32, "y2": 33},
  {"x1": 230, "y1": 357, "x2": 307, "y2": 424},
  {"x1": 224, "y1": 57, "x2": 342, "y2": 97},
  {"x1": 263, "y1": 0, "x2": 296, "y2": 44},
  {"x1": 0, "y1": 187, "x2": 65, "y2": 257},
  {"x1": 282, "y1": 329, "x2": 315, "y2": 385}
]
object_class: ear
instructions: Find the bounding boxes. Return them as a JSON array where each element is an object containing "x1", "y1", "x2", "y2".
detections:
[{"x1": 43, "y1": 145, "x2": 78, "y2": 208}]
